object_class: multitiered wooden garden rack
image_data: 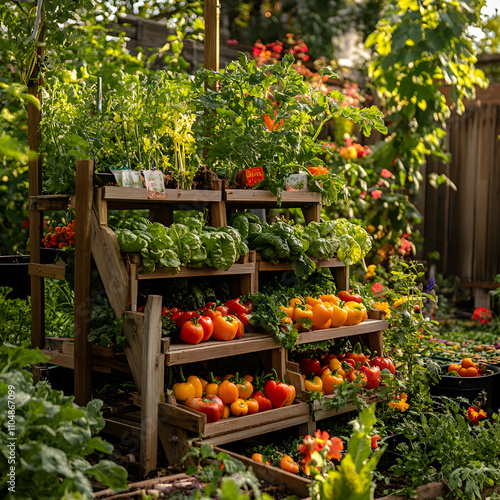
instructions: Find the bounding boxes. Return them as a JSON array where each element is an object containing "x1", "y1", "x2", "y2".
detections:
[{"x1": 26, "y1": 0, "x2": 388, "y2": 478}]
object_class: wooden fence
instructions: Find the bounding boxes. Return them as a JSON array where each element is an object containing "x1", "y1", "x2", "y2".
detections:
[{"x1": 418, "y1": 84, "x2": 500, "y2": 306}]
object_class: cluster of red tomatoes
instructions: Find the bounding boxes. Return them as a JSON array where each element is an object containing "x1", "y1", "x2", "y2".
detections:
[{"x1": 147, "y1": 298, "x2": 253, "y2": 345}]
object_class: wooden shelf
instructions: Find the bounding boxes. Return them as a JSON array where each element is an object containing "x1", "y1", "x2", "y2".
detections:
[
  {"x1": 224, "y1": 188, "x2": 321, "y2": 207},
  {"x1": 258, "y1": 256, "x2": 345, "y2": 271},
  {"x1": 137, "y1": 260, "x2": 257, "y2": 280},
  {"x1": 158, "y1": 400, "x2": 310, "y2": 445},
  {"x1": 28, "y1": 262, "x2": 66, "y2": 280},
  {"x1": 29, "y1": 194, "x2": 75, "y2": 211},
  {"x1": 40, "y1": 348, "x2": 130, "y2": 373},
  {"x1": 101, "y1": 186, "x2": 222, "y2": 203},
  {"x1": 162, "y1": 331, "x2": 279, "y2": 365},
  {"x1": 295, "y1": 319, "x2": 388, "y2": 345}
]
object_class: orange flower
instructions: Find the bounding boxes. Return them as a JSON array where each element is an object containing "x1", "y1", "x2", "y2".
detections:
[
  {"x1": 467, "y1": 406, "x2": 487, "y2": 425},
  {"x1": 298, "y1": 429, "x2": 343, "y2": 475}
]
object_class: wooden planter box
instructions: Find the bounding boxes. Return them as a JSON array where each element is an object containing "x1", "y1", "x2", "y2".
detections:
[{"x1": 157, "y1": 396, "x2": 311, "y2": 446}]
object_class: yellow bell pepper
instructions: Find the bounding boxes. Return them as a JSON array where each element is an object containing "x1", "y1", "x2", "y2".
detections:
[{"x1": 302, "y1": 374, "x2": 323, "y2": 393}]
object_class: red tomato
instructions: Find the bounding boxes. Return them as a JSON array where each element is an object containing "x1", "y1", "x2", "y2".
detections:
[
  {"x1": 179, "y1": 318, "x2": 204, "y2": 344},
  {"x1": 216, "y1": 305, "x2": 229, "y2": 315},
  {"x1": 175, "y1": 311, "x2": 200, "y2": 328}
]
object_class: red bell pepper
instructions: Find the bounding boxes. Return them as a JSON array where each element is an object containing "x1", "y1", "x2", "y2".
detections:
[
  {"x1": 300, "y1": 357, "x2": 322, "y2": 377},
  {"x1": 244, "y1": 300, "x2": 253, "y2": 313},
  {"x1": 359, "y1": 365, "x2": 381, "y2": 390},
  {"x1": 345, "y1": 343, "x2": 369, "y2": 366},
  {"x1": 263, "y1": 376, "x2": 290, "y2": 409},
  {"x1": 216, "y1": 304, "x2": 229, "y2": 315},
  {"x1": 225, "y1": 298, "x2": 247, "y2": 315},
  {"x1": 251, "y1": 391, "x2": 272, "y2": 412},
  {"x1": 183, "y1": 394, "x2": 224, "y2": 423},
  {"x1": 369, "y1": 356, "x2": 396, "y2": 375},
  {"x1": 237, "y1": 312, "x2": 251, "y2": 325},
  {"x1": 338, "y1": 290, "x2": 362, "y2": 304}
]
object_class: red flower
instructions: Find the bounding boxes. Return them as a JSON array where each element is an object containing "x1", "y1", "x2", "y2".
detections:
[
  {"x1": 467, "y1": 406, "x2": 487, "y2": 425},
  {"x1": 371, "y1": 189, "x2": 382, "y2": 200},
  {"x1": 371, "y1": 434, "x2": 381, "y2": 450},
  {"x1": 371, "y1": 282, "x2": 385, "y2": 296},
  {"x1": 472, "y1": 307, "x2": 493, "y2": 324},
  {"x1": 226, "y1": 39, "x2": 238, "y2": 45},
  {"x1": 381, "y1": 169, "x2": 392, "y2": 178}
]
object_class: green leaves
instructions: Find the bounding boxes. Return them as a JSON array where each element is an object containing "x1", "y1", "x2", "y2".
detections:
[{"x1": 0, "y1": 344, "x2": 128, "y2": 499}]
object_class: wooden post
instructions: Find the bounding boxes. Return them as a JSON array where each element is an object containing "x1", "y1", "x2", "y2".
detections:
[
  {"x1": 204, "y1": 0, "x2": 220, "y2": 72},
  {"x1": 28, "y1": 72, "x2": 44, "y2": 349},
  {"x1": 74, "y1": 160, "x2": 94, "y2": 405},
  {"x1": 140, "y1": 295, "x2": 163, "y2": 476}
]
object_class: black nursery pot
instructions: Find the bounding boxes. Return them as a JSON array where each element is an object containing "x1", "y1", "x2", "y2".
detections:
[
  {"x1": 0, "y1": 255, "x2": 30, "y2": 299},
  {"x1": 430, "y1": 364, "x2": 500, "y2": 415}
]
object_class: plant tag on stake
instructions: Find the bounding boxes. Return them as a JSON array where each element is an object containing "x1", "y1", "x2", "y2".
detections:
[
  {"x1": 143, "y1": 170, "x2": 166, "y2": 199},
  {"x1": 245, "y1": 167, "x2": 265, "y2": 187},
  {"x1": 122, "y1": 170, "x2": 143, "y2": 188},
  {"x1": 111, "y1": 169, "x2": 126, "y2": 187},
  {"x1": 285, "y1": 173, "x2": 308, "y2": 191}
]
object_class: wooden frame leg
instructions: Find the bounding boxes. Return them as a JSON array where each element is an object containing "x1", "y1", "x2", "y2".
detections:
[{"x1": 140, "y1": 295, "x2": 164, "y2": 476}]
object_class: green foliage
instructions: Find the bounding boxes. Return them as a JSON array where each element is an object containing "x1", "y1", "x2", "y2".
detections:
[
  {"x1": 0, "y1": 343, "x2": 128, "y2": 499},
  {"x1": 385, "y1": 398, "x2": 500, "y2": 499},
  {"x1": 378, "y1": 260, "x2": 441, "y2": 402},
  {"x1": 193, "y1": 52, "x2": 386, "y2": 204},
  {"x1": 0, "y1": 287, "x2": 31, "y2": 347},
  {"x1": 182, "y1": 444, "x2": 273, "y2": 499}
]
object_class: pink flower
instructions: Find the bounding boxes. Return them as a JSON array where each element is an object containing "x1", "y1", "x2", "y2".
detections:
[
  {"x1": 371, "y1": 282, "x2": 385, "y2": 296},
  {"x1": 472, "y1": 307, "x2": 493, "y2": 324},
  {"x1": 371, "y1": 189, "x2": 382, "y2": 200},
  {"x1": 226, "y1": 39, "x2": 239, "y2": 45},
  {"x1": 399, "y1": 237, "x2": 412, "y2": 255},
  {"x1": 381, "y1": 169, "x2": 392, "y2": 178},
  {"x1": 360, "y1": 191, "x2": 366, "y2": 198}
]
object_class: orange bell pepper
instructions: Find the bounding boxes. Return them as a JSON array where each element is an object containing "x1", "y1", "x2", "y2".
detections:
[
  {"x1": 312, "y1": 302, "x2": 332, "y2": 330},
  {"x1": 321, "y1": 367, "x2": 343, "y2": 395},
  {"x1": 218, "y1": 379, "x2": 239, "y2": 405}
]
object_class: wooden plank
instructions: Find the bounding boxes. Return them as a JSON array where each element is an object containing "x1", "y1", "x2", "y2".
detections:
[
  {"x1": 137, "y1": 261, "x2": 256, "y2": 280},
  {"x1": 140, "y1": 295, "x2": 163, "y2": 476},
  {"x1": 375, "y1": 481, "x2": 447, "y2": 500},
  {"x1": 158, "y1": 422, "x2": 195, "y2": 468},
  {"x1": 225, "y1": 189, "x2": 322, "y2": 204},
  {"x1": 102, "y1": 186, "x2": 221, "y2": 203},
  {"x1": 123, "y1": 312, "x2": 145, "y2": 391},
  {"x1": 214, "y1": 447, "x2": 312, "y2": 499},
  {"x1": 158, "y1": 402, "x2": 206, "y2": 434},
  {"x1": 204, "y1": 0, "x2": 220, "y2": 72},
  {"x1": 28, "y1": 73, "x2": 44, "y2": 350},
  {"x1": 29, "y1": 194, "x2": 74, "y2": 211},
  {"x1": 91, "y1": 209, "x2": 130, "y2": 315},
  {"x1": 302, "y1": 203, "x2": 321, "y2": 223},
  {"x1": 295, "y1": 319, "x2": 388, "y2": 345},
  {"x1": 201, "y1": 402, "x2": 309, "y2": 438},
  {"x1": 40, "y1": 349, "x2": 75, "y2": 370},
  {"x1": 74, "y1": 159, "x2": 94, "y2": 405},
  {"x1": 163, "y1": 331, "x2": 279, "y2": 365},
  {"x1": 28, "y1": 263, "x2": 65, "y2": 280},
  {"x1": 258, "y1": 257, "x2": 345, "y2": 272},
  {"x1": 201, "y1": 415, "x2": 309, "y2": 446},
  {"x1": 103, "y1": 417, "x2": 141, "y2": 440},
  {"x1": 93, "y1": 473, "x2": 191, "y2": 499}
]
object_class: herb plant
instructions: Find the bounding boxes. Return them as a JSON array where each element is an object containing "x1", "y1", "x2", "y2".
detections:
[{"x1": 193, "y1": 53, "x2": 386, "y2": 204}]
